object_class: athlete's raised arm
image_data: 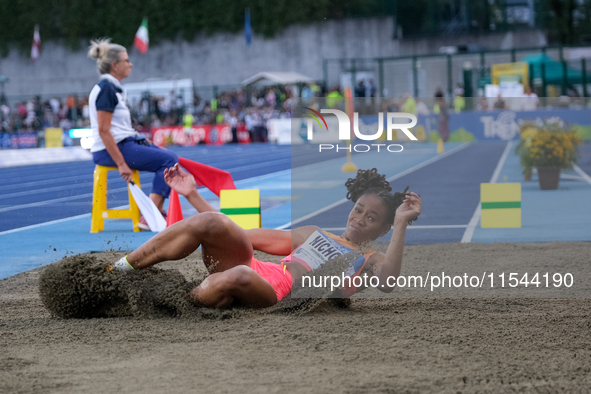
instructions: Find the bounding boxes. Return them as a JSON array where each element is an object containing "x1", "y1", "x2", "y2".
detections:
[{"x1": 372, "y1": 192, "x2": 421, "y2": 293}]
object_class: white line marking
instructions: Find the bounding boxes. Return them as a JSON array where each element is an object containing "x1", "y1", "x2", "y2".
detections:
[
  {"x1": 321, "y1": 225, "x2": 468, "y2": 231},
  {"x1": 276, "y1": 142, "x2": 471, "y2": 230},
  {"x1": 461, "y1": 141, "x2": 512, "y2": 244},
  {"x1": 0, "y1": 213, "x2": 91, "y2": 236},
  {"x1": 0, "y1": 183, "x2": 152, "y2": 213},
  {"x1": 560, "y1": 173, "x2": 586, "y2": 181},
  {"x1": 573, "y1": 164, "x2": 591, "y2": 186},
  {"x1": 0, "y1": 171, "x2": 156, "y2": 192}
]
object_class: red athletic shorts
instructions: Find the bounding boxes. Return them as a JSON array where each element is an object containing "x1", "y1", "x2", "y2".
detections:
[{"x1": 250, "y1": 257, "x2": 292, "y2": 301}]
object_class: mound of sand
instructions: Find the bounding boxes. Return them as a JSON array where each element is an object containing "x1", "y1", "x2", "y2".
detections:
[
  {"x1": 2, "y1": 242, "x2": 591, "y2": 393},
  {"x1": 39, "y1": 250, "x2": 352, "y2": 320}
]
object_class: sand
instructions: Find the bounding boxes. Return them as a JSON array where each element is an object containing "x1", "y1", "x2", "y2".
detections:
[{"x1": 1, "y1": 242, "x2": 591, "y2": 393}]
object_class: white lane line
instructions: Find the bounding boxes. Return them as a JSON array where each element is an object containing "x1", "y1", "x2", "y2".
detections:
[
  {"x1": 0, "y1": 173, "x2": 154, "y2": 199},
  {"x1": 0, "y1": 174, "x2": 93, "y2": 191},
  {"x1": 275, "y1": 142, "x2": 471, "y2": 230},
  {"x1": 461, "y1": 141, "x2": 512, "y2": 244},
  {"x1": 322, "y1": 225, "x2": 468, "y2": 231},
  {"x1": 573, "y1": 164, "x2": 591, "y2": 186},
  {"x1": 560, "y1": 173, "x2": 586, "y2": 181},
  {"x1": 0, "y1": 213, "x2": 91, "y2": 236},
  {"x1": 0, "y1": 183, "x2": 152, "y2": 213}
]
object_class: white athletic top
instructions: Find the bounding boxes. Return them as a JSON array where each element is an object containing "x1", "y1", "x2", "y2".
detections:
[{"x1": 89, "y1": 74, "x2": 138, "y2": 152}]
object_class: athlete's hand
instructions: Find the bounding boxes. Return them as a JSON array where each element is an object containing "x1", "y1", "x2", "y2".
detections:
[
  {"x1": 395, "y1": 192, "x2": 421, "y2": 225},
  {"x1": 164, "y1": 163, "x2": 197, "y2": 197},
  {"x1": 118, "y1": 162, "x2": 133, "y2": 183}
]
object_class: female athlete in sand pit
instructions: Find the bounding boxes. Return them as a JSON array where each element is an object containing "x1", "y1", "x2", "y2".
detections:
[{"x1": 109, "y1": 165, "x2": 422, "y2": 309}]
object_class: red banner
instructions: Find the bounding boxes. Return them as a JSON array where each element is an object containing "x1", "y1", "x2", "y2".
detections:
[{"x1": 152, "y1": 125, "x2": 246, "y2": 147}]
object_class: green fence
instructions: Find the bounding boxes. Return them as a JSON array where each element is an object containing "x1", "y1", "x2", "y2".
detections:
[{"x1": 323, "y1": 46, "x2": 591, "y2": 99}]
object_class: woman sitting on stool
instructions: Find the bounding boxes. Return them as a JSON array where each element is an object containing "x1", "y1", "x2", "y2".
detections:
[{"x1": 87, "y1": 38, "x2": 178, "y2": 230}]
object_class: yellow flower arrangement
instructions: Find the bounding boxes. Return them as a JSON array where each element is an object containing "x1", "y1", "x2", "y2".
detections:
[{"x1": 527, "y1": 129, "x2": 582, "y2": 169}]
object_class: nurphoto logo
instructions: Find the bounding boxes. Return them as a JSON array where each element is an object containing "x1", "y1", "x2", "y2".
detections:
[{"x1": 305, "y1": 108, "x2": 418, "y2": 153}]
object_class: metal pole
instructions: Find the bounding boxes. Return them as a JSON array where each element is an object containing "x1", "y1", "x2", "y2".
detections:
[
  {"x1": 529, "y1": 63, "x2": 534, "y2": 88},
  {"x1": 480, "y1": 52, "x2": 486, "y2": 79},
  {"x1": 463, "y1": 66, "x2": 473, "y2": 98},
  {"x1": 351, "y1": 59, "x2": 357, "y2": 95},
  {"x1": 378, "y1": 58, "x2": 384, "y2": 97},
  {"x1": 413, "y1": 57, "x2": 419, "y2": 97},
  {"x1": 323, "y1": 59, "x2": 328, "y2": 90},
  {"x1": 582, "y1": 58, "x2": 588, "y2": 98},
  {"x1": 562, "y1": 61, "x2": 568, "y2": 96},
  {"x1": 511, "y1": 48, "x2": 516, "y2": 63},
  {"x1": 541, "y1": 62, "x2": 547, "y2": 97},
  {"x1": 447, "y1": 54, "x2": 453, "y2": 96}
]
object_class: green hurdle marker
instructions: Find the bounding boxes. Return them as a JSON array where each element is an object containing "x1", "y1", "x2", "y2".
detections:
[
  {"x1": 480, "y1": 183, "x2": 521, "y2": 228},
  {"x1": 220, "y1": 189, "x2": 261, "y2": 230}
]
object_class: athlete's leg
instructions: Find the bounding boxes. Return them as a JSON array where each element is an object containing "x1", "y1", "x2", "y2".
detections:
[
  {"x1": 125, "y1": 212, "x2": 277, "y2": 308},
  {"x1": 127, "y1": 211, "x2": 253, "y2": 272},
  {"x1": 188, "y1": 265, "x2": 278, "y2": 308}
]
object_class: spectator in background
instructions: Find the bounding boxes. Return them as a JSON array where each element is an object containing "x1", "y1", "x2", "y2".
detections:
[
  {"x1": 369, "y1": 80, "x2": 377, "y2": 98},
  {"x1": 244, "y1": 108, "x2": 255, "y2": 142},
  {"x1": 265, "y1": 88, "x2": 276, "y2": 108},
  {"x1": 301, "y1": 83, "x2": 312, "y2": 99},
  {"x1": 66, "y1": 95, "x2": 75, "y2": 120},
  {"x1": 416, "y1": 99, "x2": 429, "y2": 115},
  {"x1": 435, "y1": 90, "x2": 450, "y2": 142},
  {"x1": 493, "y1": 94, "x2": 506, "y2": 110},
  {"x1": 182, "y1": 110, "x2": 194, "y2": 129},
  {"x1": 453, "y1": 92, "x2": 465, "y2": 113},
  {"x1": 327, "y1": 85, "x2": 343, "y2": 108},
  {"x1": 355, "y1": 80, "x2": 366, "y2": 97},
  {"x1": 226, "y1": 109, "x2": 239, "y2": 143},
  {"x1": 521, "y1": 86, "x2": 539, "y2": 111},
  {"x1": 476, "y1": 97, "x2": 490, "y2": 111},
  {"x1": 401, "y1": 93, "x2": 417, "y2": 115}
]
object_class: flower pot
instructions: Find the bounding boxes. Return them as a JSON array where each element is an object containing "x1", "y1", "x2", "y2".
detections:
[
  {"x1": 523, "y1": 171, "x2": 532, "y2": 182},
  {"x1": 536, "y1": 166, "x2": 560, "y2": 190}
]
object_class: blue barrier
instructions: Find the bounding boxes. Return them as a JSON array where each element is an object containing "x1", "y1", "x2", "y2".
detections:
[{"x1": 359, "y1": 108, "x2": 591, "y2": 142}]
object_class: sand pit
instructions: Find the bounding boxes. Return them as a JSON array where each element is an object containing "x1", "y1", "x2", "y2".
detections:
[{"x1": 2, "y1": 242, "x2": 591, "y2": 393}]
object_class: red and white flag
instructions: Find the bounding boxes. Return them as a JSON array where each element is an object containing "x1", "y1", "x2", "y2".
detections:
[
  {"x1": 31, "y1": 25, "x2": 40, "y2": 61},
  {"x1": 134, "y1": 18, "x2": 149, "y2": 55}
]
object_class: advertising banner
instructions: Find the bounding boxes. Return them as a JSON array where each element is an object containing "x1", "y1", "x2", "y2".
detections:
[
  {"x1": 0, "y1": 132, "x2": 38, "y2": 149},
  {"x1": 152, "y1": 124, "x2": 236, "y2": 147}
]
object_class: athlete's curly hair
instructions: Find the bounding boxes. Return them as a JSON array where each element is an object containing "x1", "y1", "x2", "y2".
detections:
[{"x1": 345, "y1": 168, "x2": 411, "y2": 224}]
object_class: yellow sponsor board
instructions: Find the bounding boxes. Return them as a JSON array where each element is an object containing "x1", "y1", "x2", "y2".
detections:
[
  {"x1": 45, "y1": 128, "x2": 63, "y2": 148},
  {"x1": 220, "y1": 189, "x2": 261, "y2": 229},
  {"x1": 480, "y1": 183, "x2": 521, "y2": 228}
]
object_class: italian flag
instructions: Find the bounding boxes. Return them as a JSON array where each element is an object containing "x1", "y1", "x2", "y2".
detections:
[
  {"x1": 31, "y1": 25, "x2": 41, "y2": 61},
  {"x1": 134, "y1": 18, "x2": 149, "y2": 54}
]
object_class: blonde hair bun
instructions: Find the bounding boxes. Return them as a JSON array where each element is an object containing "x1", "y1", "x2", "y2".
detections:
[{"x1": 88, "y1": 38, "x2": 112, "y2": 60}]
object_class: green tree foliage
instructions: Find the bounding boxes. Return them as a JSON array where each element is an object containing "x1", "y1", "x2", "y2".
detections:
[
  {"x1": 0, "y1": 0, "x2": 389, "y2": 56},
  {"x1": 543, "y1": 0, "x2": 591, "y2": 44},
  {"x1": 2, "y1": 0, "x2": 589, "y2": 57}
]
